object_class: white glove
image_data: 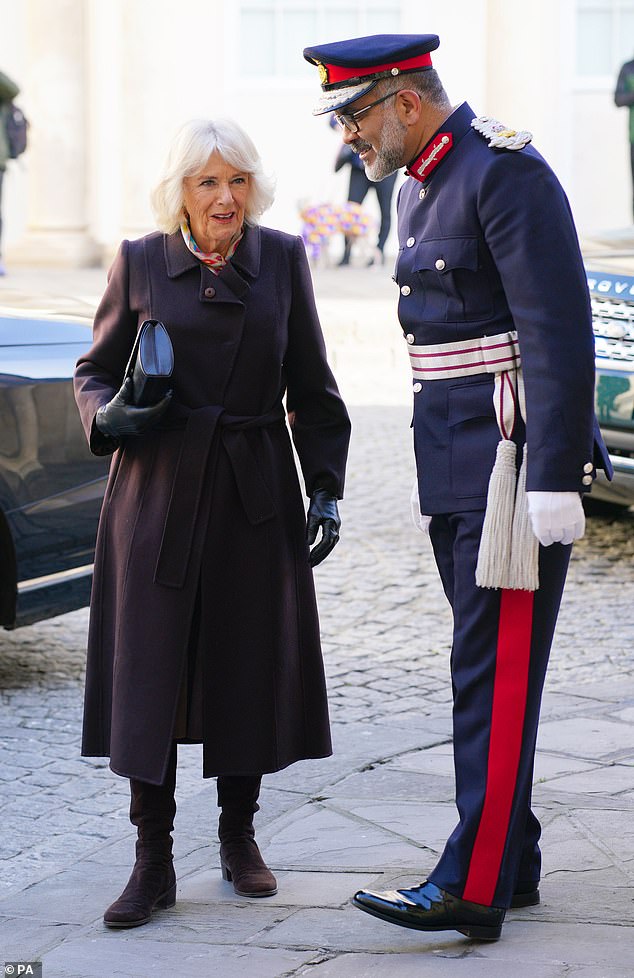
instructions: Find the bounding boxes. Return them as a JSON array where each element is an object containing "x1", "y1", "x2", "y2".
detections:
[
  {"x1": 526, "y1": 491, "x2": 585, "y2": 547},
  {"x1": 410, "y1": 477, "x2": 432, "y2": 535}
]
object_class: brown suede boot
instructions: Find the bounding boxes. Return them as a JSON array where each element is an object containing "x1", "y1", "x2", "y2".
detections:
[
  {"x1": 104, "y1": 746, "x2": 177, "y2": 928},
  {"x1": 217, "y1": 775, "x2": 277, "y2": 898}
]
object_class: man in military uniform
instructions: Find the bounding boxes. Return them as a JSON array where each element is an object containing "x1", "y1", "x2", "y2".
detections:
[{"x1": 304, "y1": 34, "x2": 612, "y2": 941}]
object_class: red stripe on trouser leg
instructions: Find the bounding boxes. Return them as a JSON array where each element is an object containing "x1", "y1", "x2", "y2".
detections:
[{"x1": 462, "y1": 588, "x2": 534, "y2": 906}]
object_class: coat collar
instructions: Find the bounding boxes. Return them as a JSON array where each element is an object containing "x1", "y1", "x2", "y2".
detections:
[
  {"x1": 406, "y1": 101, "x2": 475, "y2": 184},
  {"x1": 164, "y1": 223, "x2": 261, "y2": 282}
]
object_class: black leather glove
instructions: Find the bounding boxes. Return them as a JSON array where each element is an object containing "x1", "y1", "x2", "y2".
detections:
[
  {"x1": 95, "y1": 376, "x2": 172, "y2": 439},
  {"x1": 306, "y1": 488, "x2": 341, "y2": 567}
]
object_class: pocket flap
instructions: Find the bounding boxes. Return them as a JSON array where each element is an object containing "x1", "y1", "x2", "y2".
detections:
[
  {"x1": 447, "y1": 381, "x2": 495, "y2": 427},
  {"x1": 415, "y1": 237, "x2": 479, "y2": 273}
]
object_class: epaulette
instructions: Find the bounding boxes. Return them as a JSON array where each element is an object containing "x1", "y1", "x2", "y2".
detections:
[{"x1": 471, "y1": 116, "x2": 532, "y2": 151}]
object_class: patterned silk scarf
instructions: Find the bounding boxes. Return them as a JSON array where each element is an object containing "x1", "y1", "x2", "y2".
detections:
[{"x1": 180, "y1": 220, "x2": 243, "y2": 274}]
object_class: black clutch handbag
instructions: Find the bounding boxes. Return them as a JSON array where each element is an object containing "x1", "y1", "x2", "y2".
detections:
[{"x1": 124, "y1": 320, "x2": 174, "y2": 406}]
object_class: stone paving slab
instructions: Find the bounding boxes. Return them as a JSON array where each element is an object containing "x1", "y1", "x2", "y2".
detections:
[
  {"x1": 0, "y1": 916, "x2": 80, "y2": 962},
  {"x1": 536, "y1": 716, "x2": 634, "y2": 760},
  {"x1": 264, "y1": 804, "x2": 428, "y2": 872},
  {"x1": 294, "y1": 953, "x2": 580, "y2": 978},
  {"x1": 178, "y1": 869, "x2": 372, "y2": 909},
  {"x1": 325, "y1": 766, "x2": 455, "y2": 805},
  {"x1": 292, "y1": 941, "x2": 634, "y2": 978},
  {"x1": 41, "y1": 940, "x2": 317, "y2": 978},
  {"x1": 330, "y1": 799, "x2": 455, "y2": 855},
  {"x1": 543, "y1": 763, "x2": 634, "y2": 795}
]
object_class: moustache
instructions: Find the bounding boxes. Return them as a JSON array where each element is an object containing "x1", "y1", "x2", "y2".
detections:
[{"x1": 352, "y1": 140, "x2": 372, "y2": 155}]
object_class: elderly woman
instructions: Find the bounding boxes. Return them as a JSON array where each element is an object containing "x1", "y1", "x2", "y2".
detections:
[{"x1": 74, "y1": 118, "x2": 350, "y2": 929}]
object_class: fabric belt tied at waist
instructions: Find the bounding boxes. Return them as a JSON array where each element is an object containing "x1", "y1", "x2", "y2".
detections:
[
  {"x1": 154, "y1": 404, "x2": 285, "y2": 589},
  {"x1": 407, "y1": 330, "x2": 539, "y2": 591}
]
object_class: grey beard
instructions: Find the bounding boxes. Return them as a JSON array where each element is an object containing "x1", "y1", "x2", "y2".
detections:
[{"x1": 364, "y1": 114, "x2": 407, "y2": 182}]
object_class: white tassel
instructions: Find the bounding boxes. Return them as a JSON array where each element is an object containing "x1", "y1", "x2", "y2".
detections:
[
  {"x1": 476, "y1": 438, "x2": 518, "y2": 589},
  {"x1": 508, "y1": 444, "x2": 540, "y2": 591}
]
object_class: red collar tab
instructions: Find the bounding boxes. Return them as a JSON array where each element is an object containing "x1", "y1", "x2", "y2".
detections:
[
  {"x1": 406, "y1": 132, "x2": 453, "y2": 183},
  {"x1": 324, "y1": 51, "x2": 432, "y2": 86}
]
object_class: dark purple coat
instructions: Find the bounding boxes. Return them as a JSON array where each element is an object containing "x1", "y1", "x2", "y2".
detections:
[{"x1": 74, "y1": 225, "x2": 350, "y2": 785}]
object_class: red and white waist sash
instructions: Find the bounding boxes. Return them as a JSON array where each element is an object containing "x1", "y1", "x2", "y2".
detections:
[{"x1": 408, "y1": 330, "x2": 526, "y2": 442}]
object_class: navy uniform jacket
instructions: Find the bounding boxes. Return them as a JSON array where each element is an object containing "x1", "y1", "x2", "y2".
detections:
[{"x1": 396, "y1": 101, "x2": 611, "y2": 514}]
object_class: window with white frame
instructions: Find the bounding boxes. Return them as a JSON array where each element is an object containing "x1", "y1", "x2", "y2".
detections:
[
  {"x1": 238, "y1": 0, "x2": 402, "y2": 80},
  {"x1": 576, "y1": 0, "x2": 634, "y2": 79}
]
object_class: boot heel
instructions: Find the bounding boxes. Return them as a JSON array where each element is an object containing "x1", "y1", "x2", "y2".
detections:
[
  {"x1": 156, "y1": 882, "x2": 177, "y2": 909},
  {"x1": 221, "y1": 860, "x2": 233, "y2": 882},
  {"x1": 457, "y1": 922, "x2": 502, "y2": 941}
]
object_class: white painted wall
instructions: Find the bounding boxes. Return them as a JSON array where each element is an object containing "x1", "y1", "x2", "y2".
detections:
[{"x1": 0, "y1": 0, "x2": 632, "y2": 267}]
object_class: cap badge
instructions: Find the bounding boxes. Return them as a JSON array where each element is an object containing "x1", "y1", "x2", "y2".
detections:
[
  {"x1": 471, "y1": 116, "x2": 532, "y2": 150},
  {"x1": 317, "y1": 62, "x2": 329, "y2": 85}
]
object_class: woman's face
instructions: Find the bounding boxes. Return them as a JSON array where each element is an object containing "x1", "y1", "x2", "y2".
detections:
[{"x1": 182, "y1": 151, "x2": 250, "y2": 255}]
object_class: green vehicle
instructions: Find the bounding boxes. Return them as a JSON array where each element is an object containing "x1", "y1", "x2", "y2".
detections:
[{"x1": 585, "y1": 255, "x2": 634, "y2": 509}]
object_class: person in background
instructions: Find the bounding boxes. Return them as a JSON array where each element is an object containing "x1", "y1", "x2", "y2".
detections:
[
  {"x1": 0, "y1": 68, "x2": 20, "y2": 276},
  {"x1": 304, "y1": 32, "x2": 612, "y2": 943},
  {"x1": 74, "y1": 117, "x2": 350, "y2": 930},
  {"x1": 331, "y1": 114, "x2": 397, "y2": 266},
  {"x1": 614, "y1": 54, "x2": 634, "y2": 221}
]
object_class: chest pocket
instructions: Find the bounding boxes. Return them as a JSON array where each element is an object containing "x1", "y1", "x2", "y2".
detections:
[{"x1": 413, "y1": 237, "x2": 494, "y2": 323}]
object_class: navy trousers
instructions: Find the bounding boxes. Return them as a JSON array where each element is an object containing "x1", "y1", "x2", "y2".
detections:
[{"x1": 427, "y1": 509, "x2": 571, "y2": 908}]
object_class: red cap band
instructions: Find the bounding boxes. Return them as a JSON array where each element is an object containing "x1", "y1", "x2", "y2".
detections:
[{"x1": 325, "y1": 52, "x2": 432, "y2": 85}]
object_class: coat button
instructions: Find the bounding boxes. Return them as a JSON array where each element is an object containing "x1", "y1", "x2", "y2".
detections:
[
  {"x1": 419, "y1": 187, "x2": 427, "y2": 200},
  {"x1": 204, "y1": 286, "x2": 216, "y2": 298},
  {"x1": 413, "y1": 382, "x2": 422, "y2": 393},
  {"x1": 435, "y1": 258, "x2": 446, "y2": 271},
  {"x1": 406, "y1": 333, "x2": 415, "y2": 344},
  {"x1": 401, "y1": 284, "x2": 411, "y2": 296},
  {"x1": 582, "y1": 474, "x2": 593, "y2": 486},
  {"x1": 583, "y1": 462, "x2": 593, "y2": 474},
  {"x1": 406, "y1": 236, "x2": 415, "y2": 247}
]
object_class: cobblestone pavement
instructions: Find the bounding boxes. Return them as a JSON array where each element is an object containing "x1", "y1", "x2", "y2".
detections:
[{"x1": 1, "y1": 264, "x2": 634, "y2": 975}]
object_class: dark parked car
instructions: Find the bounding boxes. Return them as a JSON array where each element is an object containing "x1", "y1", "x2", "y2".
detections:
[
  {"x1": 585, "y1": 256, "x2": 634, "y2": 509},
  {"x1": 0, "y1": 300, "x2": 109, "y2": 628}
]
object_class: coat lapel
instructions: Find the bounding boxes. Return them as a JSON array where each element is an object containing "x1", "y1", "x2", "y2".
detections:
[{"x1": 164, "y1": 226, "x2": 261, "y2": 305}]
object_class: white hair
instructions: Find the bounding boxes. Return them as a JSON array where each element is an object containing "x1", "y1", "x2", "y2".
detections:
[{"x1": 150, "y1": 118, "x2": 276, "y2": 233}]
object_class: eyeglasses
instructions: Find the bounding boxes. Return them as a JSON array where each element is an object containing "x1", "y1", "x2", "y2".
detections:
[{"x1": 334, "y1": 91, "x2": 398, "y2": 133}]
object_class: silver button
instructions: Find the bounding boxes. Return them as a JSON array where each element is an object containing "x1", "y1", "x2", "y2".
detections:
[
  {"x1": 582, "y1": 475, "x2": 593, "y2": 486},
  {"x1": 406, "y1": 236, "x2": 415, "y2": 248},
  {"x1": 435, "y1": 258, "x2": 446, "y2": 271},
  {"x1": 400, "y1": 285, "x2": 411, "y2": 296},
  {"x1": 406, "y1": 333, "x2": 415, "y2": 344},
  {"x1": 419, "y1": 187, "x2": 427, "y2": 200},
  {"x1": 413, "y1": 382, "x2": 422, "y2": 393},
  {"x1": 583, "y1": 462, "x2": 593, "y2": 474}
]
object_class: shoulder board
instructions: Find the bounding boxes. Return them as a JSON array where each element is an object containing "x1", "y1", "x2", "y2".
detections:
[{"x1": 471, "y1": 115, "x2": 532, "y2": 151}]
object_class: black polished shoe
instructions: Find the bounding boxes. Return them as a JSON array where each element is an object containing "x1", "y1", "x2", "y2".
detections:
[
  {"x1": 510, "y1": 886, "x2": 540, "y2": 908},
  {"x1": 352, "y1": 880, "x2": 504, "y2": 941}
]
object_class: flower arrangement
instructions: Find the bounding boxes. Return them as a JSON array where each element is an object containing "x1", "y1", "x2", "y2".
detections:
[{"x1": 299, "y1": 201, "x2": 375, "y2": 260}]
